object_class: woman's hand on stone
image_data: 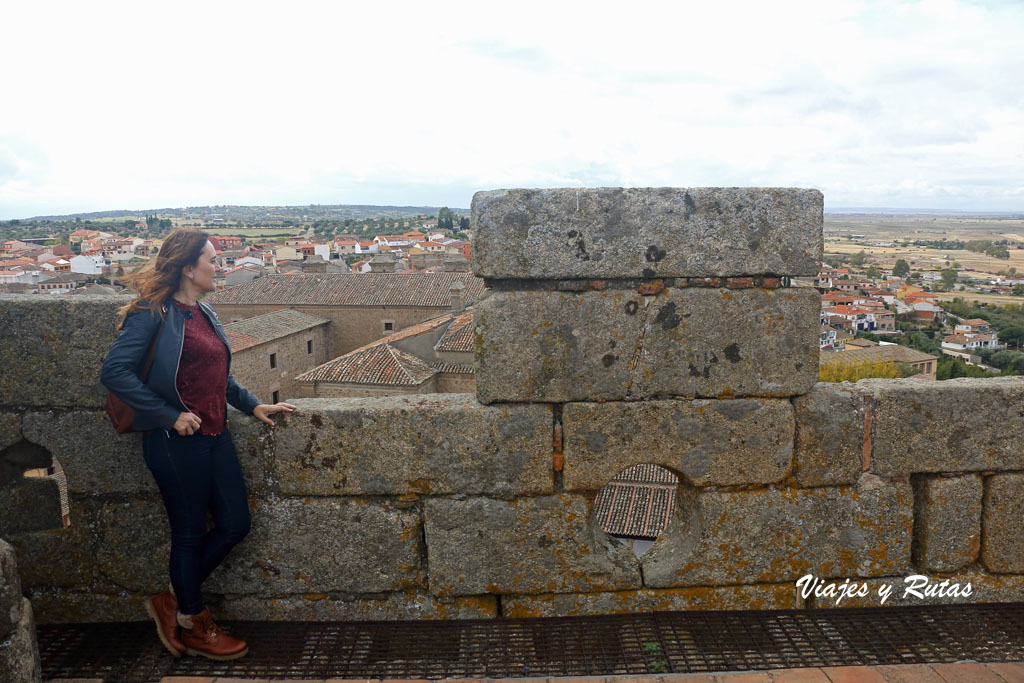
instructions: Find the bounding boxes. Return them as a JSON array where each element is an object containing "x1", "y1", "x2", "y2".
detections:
[
  {"x1": 173, "y1": 412, "x2": 202, "y2": 436},
  {"x1": 253, "y1": 402, "x2": 297, "y2": 426}
]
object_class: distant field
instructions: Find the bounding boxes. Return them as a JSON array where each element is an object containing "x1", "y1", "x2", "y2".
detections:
[
  {"x1": 825, "y1": 241, "x2": 1024, "y2": 275},
  {"x1": 932, "y1": 292, "x2": 1024, "y2": 306},
  {"x1": 203, "y1": 228, "x2": 298, "y2": 237}
]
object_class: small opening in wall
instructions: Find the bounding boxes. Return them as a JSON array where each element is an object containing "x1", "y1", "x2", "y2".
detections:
[
  {"x1": 272, "y1": 390, "x2": 280, "y2": 404},
  {"x1": 270, "y1": 353, "x2": 277, "y2": 369},
  {"x1": 593, "y1": 463, "x2": 678, "y2": 559},
  {"x1": 23, "y1": 457, "x2": 71, "y2": 528}
]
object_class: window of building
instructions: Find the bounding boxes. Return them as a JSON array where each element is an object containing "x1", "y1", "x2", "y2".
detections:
[
  {"x1": 307, "y1": 340, "x2": 313, "y2": 354},
  {"x1": 272, "y1": 390, "x2": 279, "y2": 403},
  {"x1": 383, "y1": 321, "x2": 394, "y2": 332},
  {"x1": 270, "y1": 353, "x2": 277, "y2": 369}
]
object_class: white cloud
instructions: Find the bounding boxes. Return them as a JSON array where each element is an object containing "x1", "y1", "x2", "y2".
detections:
[{"x1": 2, "y1": 0, "x2": 1023, "y2": 218}]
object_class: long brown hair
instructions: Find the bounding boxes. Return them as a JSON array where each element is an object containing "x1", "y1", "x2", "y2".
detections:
[{"x1": 117, "y1": 228, "x2": 210, "y2": 327}]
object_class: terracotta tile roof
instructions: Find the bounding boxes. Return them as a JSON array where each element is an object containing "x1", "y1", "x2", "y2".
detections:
[
  {"x1": 435, "y1": 311, "x2": 474, "y2": 353},
  {"x1": 204, "y1": 272, "x2": 486, "y2": 308},
  {"x1": 961, "y1": 318, "x2": 989, "y2": 326},
  {"x1": 222, "y1": 308, "x2": 329, "y2": 351},
  {"x1": 296, "y1": 344, "x2": 435, "y2": 385},
  {"x1": 593, "y1": 464, "x2": 678, "y2": 540},
  {"x1": 820, "y1": 345, "x2": 938, "y2": 365},
  {"x1": 430, "y1": 361, "x2": 475, "y2": 374}
]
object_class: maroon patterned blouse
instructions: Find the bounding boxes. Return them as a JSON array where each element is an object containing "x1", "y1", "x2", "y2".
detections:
[{"x1": 173, "y1": 300, "x2": 228, "y2": 436}]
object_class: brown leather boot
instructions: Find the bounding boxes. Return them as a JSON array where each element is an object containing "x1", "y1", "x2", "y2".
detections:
[
  {"x1": 143, "y1": 592, "x2": 184, "y2": 657},
  {"x1": 181, "y1": 608, "x2": 248, "y2": 660}
]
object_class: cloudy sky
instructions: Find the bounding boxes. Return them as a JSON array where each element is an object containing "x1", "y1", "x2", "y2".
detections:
[{"x1": 2, "y1": 0, "x2": 1023, "y2": 219}]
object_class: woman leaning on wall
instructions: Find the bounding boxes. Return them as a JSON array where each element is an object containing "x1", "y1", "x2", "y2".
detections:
[{"x1": 100, "y1": 228, "x2": 296, "y2": 660}]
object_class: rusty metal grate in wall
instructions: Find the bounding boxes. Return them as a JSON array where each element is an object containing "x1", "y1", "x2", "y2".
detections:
[{"x1": 37, "y1": 603, "x2": 1024, "y2": 682}]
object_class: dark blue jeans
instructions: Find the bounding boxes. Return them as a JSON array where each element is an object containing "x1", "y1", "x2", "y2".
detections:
[{"x1": 142, "y1": 429, "x2": 251, "y2": 615}]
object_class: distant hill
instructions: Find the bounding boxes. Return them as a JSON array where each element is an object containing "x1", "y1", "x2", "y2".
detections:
[{"x1": 25, "y1": 204, "x2": 469, "y2": 222}]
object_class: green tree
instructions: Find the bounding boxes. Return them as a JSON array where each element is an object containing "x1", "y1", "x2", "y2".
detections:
[
  {"x1": 941, "y1": 268, "x2": 958, "y2": 290},
  {"x1": 459, "y1": 217, "x2": 470, "y2": 231},
  {"x1": 865, "y1": 265, "x2": 881, "y2": 279},
  {"x1": 849, "y1": 250, "x2": 867, "y2": 267},
  {"x1": 893, "y1": 259, "x2": 910, "y2": 278},
  {"x1": 437, "y1": 207, "x2": 455, "y2": 231},
  {"x1": 999, "y1": 326, "x2": 1024, "y2": 349}
]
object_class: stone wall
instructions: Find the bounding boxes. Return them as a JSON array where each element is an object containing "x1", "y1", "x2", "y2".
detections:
[
  {"x1": 0, "y1": 188, "x2": 1022, "y2": 626},
  {"x1": 229, "y1": 321, "x2": 330, "y2": 402}
]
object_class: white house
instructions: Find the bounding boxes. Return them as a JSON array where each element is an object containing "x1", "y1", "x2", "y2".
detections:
[{"x1": 70, "y1": 254, "x2": 105, "y2": 275}]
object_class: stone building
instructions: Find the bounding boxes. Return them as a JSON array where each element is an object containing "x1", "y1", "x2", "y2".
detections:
[
  {"x1": 223, "y1": 308, "x2": 331, "y2": 402},
  {"x1": 205, "y1": 271, "x2": 486, "y2": 359},
  {"x1": 294, "y1": 308, "x2": 474, "y2": 397}
]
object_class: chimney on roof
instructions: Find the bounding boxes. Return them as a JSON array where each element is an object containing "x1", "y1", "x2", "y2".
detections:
[
  {"x1": 369, "y1": 253, "x2": 397, "y2": 273},
  {"x1": 450, "y1": 281, "x2": 465, "y2": 314},
  {"x1": 444, "y1": 254, "x2": 470, "y2": 272},
  {"x1": 302, "y1": 255, "x2": 327, "y2": 273}
]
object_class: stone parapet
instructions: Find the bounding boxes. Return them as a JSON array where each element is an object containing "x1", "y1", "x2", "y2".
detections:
[
  {"x1": 864, "y1": 376, "x2": 1024, "y2": 476},
  {"x1": 0, "y1": 294, "x2": 131, "y2": 409},
  {"x1": 0, "y1": 598, "x2": 41, "y2": 683},
  {"x1": 982, "y1": 473, "x2": 1024, "y2": 573},
  {"x1": 0, "y1": 539, "x2": 41, "y2": 682},
  {"x1": 208, "y1": 497, "x2": 424, "y2": 594},
  {"x1": 794, "y1": 382, "x2": 868, "y2": 486},
  {"x1": 641, "y1": 480, "x2": 913, "y2": 588},
  {"x1": 913, "y1": 475, "x2": 982, "y2": 573},
  {"x1": 424, "y1": 495, "x2": 642, "y2": 596},
  {"x1": 562, "y1": 399, "x2": 794, "y2": 489},
  {"x1": 475, "y1": 287, "x2": 819, "y2": 403},
  {"x1": 273, "y1": 395, "x2": 553, "y2": 497},
  {"x1": 471, "y1": 188, "x2": 823, "y2": 279}
]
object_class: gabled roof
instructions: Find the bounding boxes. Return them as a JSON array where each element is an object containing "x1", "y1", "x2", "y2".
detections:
[
  {"x1": 822, "y1": 345, "x2": 937, "y2": 365},
  {"x1": 205, "y1": 272, "x2": 486, "y2": 308},
  {"x1": 295, "y1": 344, "x2": 434, "y2": 385},
  {"x1": 222, "y1": 308, "x2": 329, "y2": 351},
  {"x1": 434, "y1": 311, "x2": 474, "y2": 353},
  {"x1": 960, "y1": 318, "x2": 989, "y2": 326},
  {"x1": 429, "y1": 361, "x2": 474, "y2": 374}
]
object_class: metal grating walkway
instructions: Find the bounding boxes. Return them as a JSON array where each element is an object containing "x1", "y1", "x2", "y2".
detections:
[{"x1": 37, "y1": 603, "x2": 1024, "y2": 682}]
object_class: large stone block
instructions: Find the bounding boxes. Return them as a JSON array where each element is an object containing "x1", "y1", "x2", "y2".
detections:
[
  {"x1": 502, "y1": 584, "x2": 797, "y2": 617},
  {"x1": 794, "y1": 383, "x2": 867, "y2": 486},
  {"x1": 0, "y1": 477, "x2": 63, "y2": 536},
  {"x1": 207, "y1": 497, "x2": 423, "y2": 594},
  {"x1": 0, "y1": 539, "x2": 22, "y2": 640},
  {"x1": 85, "y1": 497, "x2": 171, "y2": 594},
  {"x1": 424, "y1": 495, "x2": 642, "y2": 596},
  {"x1": 6, "y1": 524, "x2": 97, "y2": 589},
  {"x1": 475, "y1": 287, "x2": 819, "y2": 403},
  {"x1": 471, "y1": 188, "x2": 823, "y2": 279},
  {"x1": 563, "y1": 399, "x2": 793, "y2": 489},
  {"x1": 0, "y1": 412, "x2": 21, "y2": 453},
  {"x1": 273, "y1": 395, "x2": 553, "y2": 497},
  {"x1": 216, "y1": 591, "x2": 498, "y2": 621},
  {"x1": 0, "y1": 598, "x2": 41, "y2": 682},
  {"x1": 982, "y1": 473, "x2": 1024, "y2": 573},
  {"x1": 226, "y1": 407, "x2": 275, "y2": 498},
  {"x1": 865, "y1": 377, "x2": 1024, "y2": 476},
  {"x1": 23, "y1": 588, "x2": 146, "y2": 623},
  {"x1": 0, "y1": 294, "x2": 130, "y2": 408},
  {"x1": 22, "y1": 411, "x2": 154, "y2": 495},
  {"x1": 913, "y1": 475, "x2": 982, "y2": 572},
  {"x1": 642, "y1": 479, "x2": 913, "y2": 587}
]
